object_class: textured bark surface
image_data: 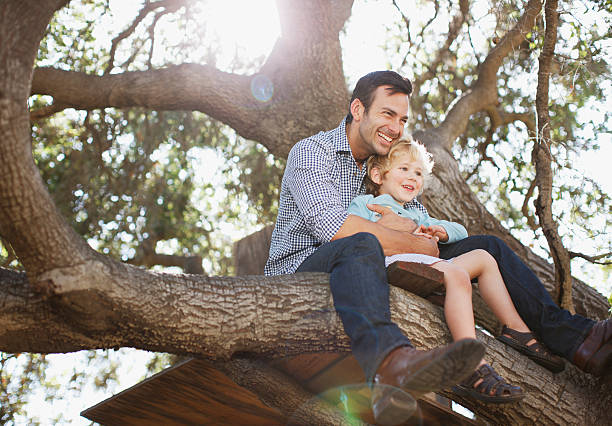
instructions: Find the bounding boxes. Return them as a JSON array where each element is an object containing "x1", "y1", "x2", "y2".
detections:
[{"x1": 0, "y1": 265, "x2": 346, "y2": 357}]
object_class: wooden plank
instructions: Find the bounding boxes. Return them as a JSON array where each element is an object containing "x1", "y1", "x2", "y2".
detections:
[
  {"x1": 81, "y1": 358, "x2": 284, "y2": 425},
  {"x1": 387, "y1": 261, "x2": 445, "y2": 297},
  {"x1": 270, "y1": 352, "x2": 347, "y2": 383}
]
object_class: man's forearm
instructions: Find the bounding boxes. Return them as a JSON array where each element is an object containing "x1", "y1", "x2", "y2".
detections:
[{"x1": 331, "y1": 215, "x2": 439, "y2": 257}]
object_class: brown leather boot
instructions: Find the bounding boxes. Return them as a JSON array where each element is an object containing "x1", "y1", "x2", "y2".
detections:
[
  {"x1": 371, "y1": 338, "x2": 485, "y2": 426},
  {"x1": 573, "y1": 319, "x2": 611, "y2": 377}
]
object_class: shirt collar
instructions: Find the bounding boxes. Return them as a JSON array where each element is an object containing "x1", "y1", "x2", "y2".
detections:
[{"x1": 332, "y1": 118, "x2": 351, "y2": 154}]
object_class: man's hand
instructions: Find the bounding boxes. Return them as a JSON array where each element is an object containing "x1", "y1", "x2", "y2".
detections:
[
  {"x1": 334, "y1": 214, "x2": 439, "y2": 257},
  {"x1": 367, "y1": 204, "x2": 418, "y2": 233},
  {"x1": 416, "y1": 224, "x2": 449, "y2": 242},
  {"x1": 406, "y1": 233, "x2": 440, "y2": 257}
]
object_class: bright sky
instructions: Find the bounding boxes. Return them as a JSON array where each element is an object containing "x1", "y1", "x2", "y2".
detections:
[{"x1": 19, "y1": 0, "x2": 611, "y2": 424}]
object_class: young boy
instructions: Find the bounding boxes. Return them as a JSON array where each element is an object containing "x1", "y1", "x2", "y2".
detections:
[{"x1": 348, "y1": 137, "x2": 564, "y2": 403}]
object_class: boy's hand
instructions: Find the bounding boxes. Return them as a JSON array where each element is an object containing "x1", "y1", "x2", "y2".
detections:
[
  {"x1": 413, "y1": 228, "x2": 437, "y2": 241},
  {"x1": 416, "y1": 224, "x2": 449, "y2": 242},
  {"x1": 367, "y1": 204, "x2": 418, "y2": 233}
]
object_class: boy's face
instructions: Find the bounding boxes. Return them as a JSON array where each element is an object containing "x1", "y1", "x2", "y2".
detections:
[{"x1": 371, "y1": 152, "x2": 424, "y2": 204}]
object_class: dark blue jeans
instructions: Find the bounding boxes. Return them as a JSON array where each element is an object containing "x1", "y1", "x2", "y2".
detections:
[
  {"x1": 297, "y1": 233, "x2": 595, "y2": 382},
  {"x1": 438, "y1": 235, "x2": 595, "y2": 360},
  {"x1": 296, "y1": 232, "x2": 411, "y2": 382}
]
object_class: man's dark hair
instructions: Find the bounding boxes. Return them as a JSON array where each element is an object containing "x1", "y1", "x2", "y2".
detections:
[{"x1": 346, "y1": 71, "x2": 413, "y2": 123}]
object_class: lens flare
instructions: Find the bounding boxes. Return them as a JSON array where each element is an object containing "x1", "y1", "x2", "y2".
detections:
[
  {"x1": 286, "y1": 383, "x2": 422, "y2": 425},
  {"x1": 250, "y1": 74, "x2": 274, "y2": 102}
]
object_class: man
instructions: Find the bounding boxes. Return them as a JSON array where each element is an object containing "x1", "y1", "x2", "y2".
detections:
[{"x1": 265, "y1": 71, "x2": 610, "y2": 425}]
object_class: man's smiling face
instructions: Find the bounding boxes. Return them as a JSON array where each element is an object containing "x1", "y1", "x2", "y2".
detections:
[{"x1": 352, "y1": 85, "x2": 410, "y2": 161}]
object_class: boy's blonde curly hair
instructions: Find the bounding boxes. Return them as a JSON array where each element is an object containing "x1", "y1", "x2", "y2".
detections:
[{"x1": 365, "y1": 136, "x2": 434, "y2": 196}]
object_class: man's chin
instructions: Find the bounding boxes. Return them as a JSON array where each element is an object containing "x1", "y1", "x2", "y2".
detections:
[{"x1": 376, "y1": 143, "x2": 392, "y2": 155}]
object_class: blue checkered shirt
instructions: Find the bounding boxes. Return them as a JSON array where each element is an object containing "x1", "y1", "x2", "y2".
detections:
[{"x1": 264, "y1": 119, "x2": 428, "y2": 275}]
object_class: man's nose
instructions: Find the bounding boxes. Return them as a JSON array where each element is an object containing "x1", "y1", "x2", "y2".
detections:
[{"x1": 388, "y1": 119, "x2": 402, "y2": 137}]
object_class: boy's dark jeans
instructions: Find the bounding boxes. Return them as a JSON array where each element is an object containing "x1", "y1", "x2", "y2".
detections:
[{"x1": 297, "y1": 233, "x2": 595, "y2": 382}]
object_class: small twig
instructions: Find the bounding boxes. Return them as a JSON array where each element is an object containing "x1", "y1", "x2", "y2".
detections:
[
  {"x1": 568, "y1": 251, "x2": 612, "y2": 265},
  {"x1": 29, "y1": 101, "x2": 70, "y2": 120}
]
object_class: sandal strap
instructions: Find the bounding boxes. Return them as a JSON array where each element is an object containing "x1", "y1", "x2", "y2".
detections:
[
  {"x1": 500, "y1": 325, "x2": 535, "y2": 346},
  {"x1": 501, "y1": 326, "x2": 553, "y2": 356},
  {"x1": 461, "y1": 364, "x2": 522, "y2": 397}
]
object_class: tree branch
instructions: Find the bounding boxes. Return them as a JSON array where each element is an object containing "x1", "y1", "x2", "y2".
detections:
[
  {"x1": 411, "y1": 0, "x2": 468, "y2": 93},
  {"x1": 128, "y1": 251, "x2": 204, "y2": 275},
  {"x1": 29, "y1": 100, "x2": 70, "y2": 120},
  {"x1": 521, "y1": 179, "x2": 539, "y2": 231},
  {"x1": 436, "y1": 0, "x2": 544, "y2": 148},
  {"x1": 105, "y1": 0, "x2": 188, "y2": 75},
  {"x1": 215, "y1": 357, "x2": 360, "y2": 425},
  {"x1": 569, "y1": 251, "x2": 612, "y2": 265},
  {"x1": 533, "y1": 0, "x2": 573, "y2": 312}
]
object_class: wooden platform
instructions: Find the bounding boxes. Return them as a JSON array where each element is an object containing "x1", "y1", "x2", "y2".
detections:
[
  {"x1": 387, "y1": 261, "x2": 445, "y2": 297},
  {"x1": 81, "y1": 358, "x2": 285, "y2": 425},
  {"x1": 82, "y1": 353, "x2": 477, "y2": 425}
]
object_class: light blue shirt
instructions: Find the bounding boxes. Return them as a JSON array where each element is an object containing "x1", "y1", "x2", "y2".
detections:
[{"x1": 347, "y1": 193, "x2": 468, "y2": 244}]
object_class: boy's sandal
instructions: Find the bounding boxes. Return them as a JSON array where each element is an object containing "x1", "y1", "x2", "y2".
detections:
[
  {"x1": 451, "y1": 364, "x2": 525, "y2": 404},
  {"x1": 496, "y1": 326, "x2": 565, "y2": 373}
]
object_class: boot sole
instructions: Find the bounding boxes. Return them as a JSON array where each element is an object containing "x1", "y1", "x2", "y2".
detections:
[{"x1": 401, "y1": 338, "x2": 485, "y2": 393}]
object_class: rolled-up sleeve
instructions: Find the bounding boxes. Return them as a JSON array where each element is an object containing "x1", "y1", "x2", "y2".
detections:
[{"x1": 287, "y1": 142, "x2": 348, "y2": 243}]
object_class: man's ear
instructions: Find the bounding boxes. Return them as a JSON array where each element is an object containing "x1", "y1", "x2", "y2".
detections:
[
  {"x1": 370, "y1": 167, "x2": 383, "y2": 185},
  {"x1": 350, "y1": 98, "x2": 364, "y2": 122}
]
